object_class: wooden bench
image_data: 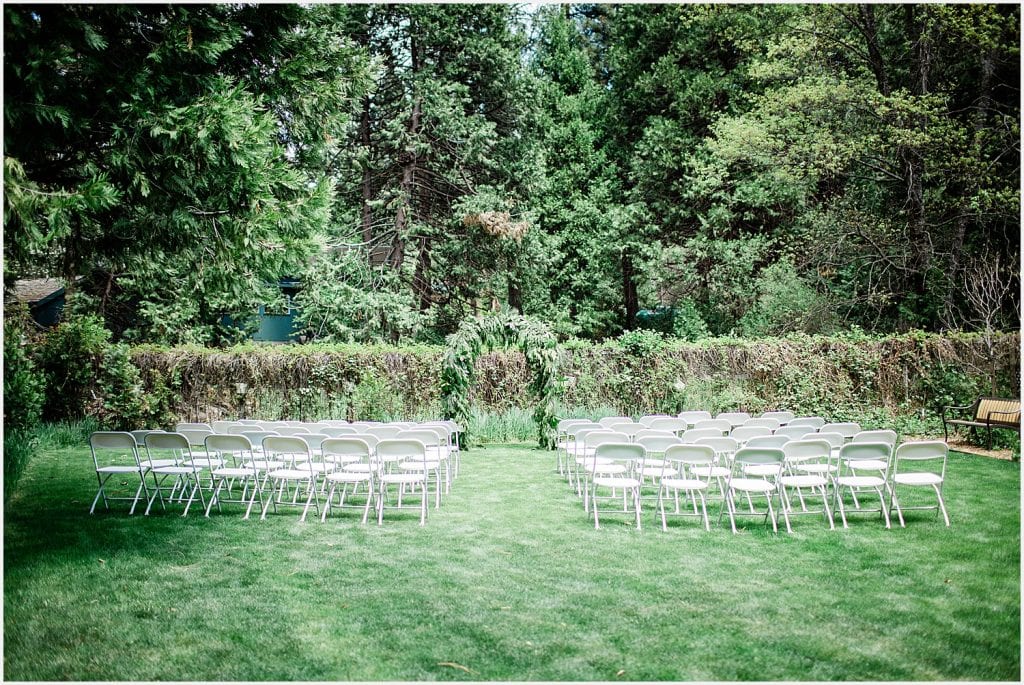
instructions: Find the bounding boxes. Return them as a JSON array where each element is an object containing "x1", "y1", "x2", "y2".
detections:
[{"x1": 943, "y1": 397, "x2": 1021, "y2": 450}]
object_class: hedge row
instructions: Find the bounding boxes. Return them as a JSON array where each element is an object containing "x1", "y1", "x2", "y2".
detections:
[{"x1": 125, "y1": 331, "x2": 1020, "y2": 425}]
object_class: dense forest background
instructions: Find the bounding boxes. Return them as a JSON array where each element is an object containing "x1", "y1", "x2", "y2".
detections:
[{"x1": 4, "y1": 3, "x2": 1020, "y2": 345}]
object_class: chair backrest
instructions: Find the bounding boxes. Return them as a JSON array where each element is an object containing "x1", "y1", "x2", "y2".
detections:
[
  {"x1": 349, "y1": 433, "x2": 380, "y2": 449},
  {"x1": 693, "y1": 419, "x2": 731, "y2": 434},
  {"x1": 226, "y1": 424, "x2": 253, "y2": 435},
  {"x1": 744, "y1": 435, "x2": 790, "y2": 449},
  {"x1": 375, "y1": 438, "x2": 426, "y2": 465},
  {"x1": 742, "y1": 417, "x2": 781, "y2": 431},
  {"x1": 90, "y1": 431, "x2": 139, "y2": 452},
  {"x1": 322, "y1": 419, "x2": 351, "y2": 427},
  {"x1": 664, "y1": 443, "x2": 716, "y2": 469},
  {"x1": 145, "y1": 431, "x2": 190, "y2": 451},
  {"x1": 716, "y1": 412, "x2": 751, "y2": 427},
  {"x1": 638, "y1": 414, "x2": 672, "y2": 427},
  {"x1": 300, "y1": 433, "x2": 330, "y2": 451},
  {"x1": 837, "y1": 441, "x2": 892, "y2": 468},
  {"x1": 557, "y1": 418, "x2": 590, "y2": 433},
  {"x1": 598, "y1": 416, "x2": 632, "y2": 428},
  {"x1": 237, "y1": 419, "x2": 262, "y2": 425},
  {"x1": 584, "y1": 431, "x2": 629, "y2": 449},
  {"x1": 732, "y1": 446, "x2": 785, "y2": 471},
  {"x1": 775, "y1": 425, "x2": 815, "y2": 441},
  {"x1": 730, "y1": 426, "x2": 772, "y2": 442},
  {"x1": 789, "y1": 416, "x2": 826, "y2": 429},
  {"x1": 814, "y1": 431, "x2": 845, "y2": 450},
  {"x1": 238, "y1": 429, "x2": 278, "y2": 444},
  {"x1": 276, "y1": 426, "x2": 311, "y2": 436},
  {"x1": 211, "y1": 421, "x2": 242, "y2": 434},
  {"x1": 648, "y1": 417, "x2": 688, "y2": 434},
  {"x1": 568, "y1": 422, "x2": 602, "y2": 436},
  {"x1": 179, "y1": 428, "x2": 213, "y2": 447},
  {"x1": 175, "y1": 422, "x2": 212, "y2": 432},
  {"x1": 259, "y1": 421, "x2": 288, "y2": 430},
  {"x1": 853, "y1": 429, "x2": 897, "y2": 446},
  {"x1": 130, "y1": 429, "x2": 163, "y2": 447},
  {"x1": 892, "y1": 441, "x2": 948, "y2": 477},
  {"x1": 593, "y1": 442, "x2": 644, "y2": 464},
  {"x1": 322, "y1": 426, "x2": 359, "y2": 438},
  {"x1": 262, "y1": 436, "x2": 312, "y2": 464},
  {"x1": 397, "y1": 429, "x2": 441, "y2": 449},
  {"x1": 205, "y1": 434, "x2": 254, "y2": 457},
  {"x1": 694, "y1": 436, "x2": 739, "y2": 457},
  {"x1": 321, "y1": 437, "x2": 373, "y2": 464},
  {"x1": 760, "y1": 410, "x2": 795, "y2": 424},
  {"x1": 783, "y1": 438, "x2": 833, "y2": 466},
  {"x1": 282, "y1": 421, "x2": 304, "y2": 427},
  {"x1": 366, "y1": 425, "x2": 403, "y2": 440},
  {"x1": 636, "y1": 434, "x2": 683, "y2": 454},
  {"x1": 607, "y1": 421, "x2": 646, "y2": 438},
  {"x1": 822, "y1": 422, "x2": 862, "y2": 439},
  {"x1": 350, "y1": 421, "x2": 379, "y2": 430},
  {"x1": 681, "y1": 428, "x2": 725, "y2": 444},
  {"x1": 677, "y1": 410, "x2": 713, "y2": 426},
  {"x1": 635, "y1": 429, "x2": 676, "y2": 441},
  {"x1": 304, "y1": 423, "x2": 332, "y2": 434}
]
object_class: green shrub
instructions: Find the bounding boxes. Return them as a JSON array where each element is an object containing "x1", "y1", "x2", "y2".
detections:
[
  {"x1": 616, "y1": 328, "x2": 665, "y2": 356},
  {"x1": 3, "y1": 429, "x2": 36, "y2": 502},
  {"x1": 670, "y1": 299, "x2": 710, "y2": 342},
  {"x1": 3, "y1": 307, "x2": 44, "y2": 432},
  {"x1": 37, "y1": 314, "x2": 109, "y2": 420}
]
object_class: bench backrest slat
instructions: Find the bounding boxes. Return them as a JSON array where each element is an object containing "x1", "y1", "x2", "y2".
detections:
[{"x1": 975, "y1": 398, "x2": 1021, "y2": 426}]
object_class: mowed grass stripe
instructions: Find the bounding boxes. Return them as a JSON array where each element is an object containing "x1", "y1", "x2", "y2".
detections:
[{"x1": 3, "y1": 442, "x2": 1020, "y2": 680}]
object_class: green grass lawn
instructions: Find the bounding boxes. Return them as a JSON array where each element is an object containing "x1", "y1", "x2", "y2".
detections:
[{"x1": 4, "y1": 441, "x2": 1020, "y2": 681}]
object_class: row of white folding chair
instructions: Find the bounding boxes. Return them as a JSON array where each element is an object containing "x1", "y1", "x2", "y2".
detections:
[{"x1": 90, "y1": 429, "x2": 448, "y2": 525}]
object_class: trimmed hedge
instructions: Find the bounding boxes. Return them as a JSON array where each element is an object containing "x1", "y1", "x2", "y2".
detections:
[{"x1": 116, "y1": 330, "x2": 1020, "y2": 428}]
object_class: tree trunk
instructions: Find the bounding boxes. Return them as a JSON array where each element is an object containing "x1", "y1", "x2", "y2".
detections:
[
  {"x1": 360, "y1": 95, "x2": 383, "y2": 266},
  {"x1": 901, "y1": 4, "x2": 932, "y2": 303},
  {"x1": 858, "y1": 4, "x2": 891, "y2": 96},
  {"x1": 391, "y1": 31, "x2": 421, "y2": 271},
  {"x1": 622, "y1": 249, "x2": 639, "y2": 329},
  {"x1": 413, "y1": 236, "x2": 432, "y2": 312}
]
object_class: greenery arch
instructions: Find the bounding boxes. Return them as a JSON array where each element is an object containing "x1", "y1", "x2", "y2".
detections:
[{"x1": 441, "y1": 313, "x2": 559, "y2": 449}]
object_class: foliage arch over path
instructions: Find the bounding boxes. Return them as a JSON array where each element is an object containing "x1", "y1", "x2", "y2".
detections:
[{"x1": 441, "y1": 313, "x2": 558, "y2": 449}]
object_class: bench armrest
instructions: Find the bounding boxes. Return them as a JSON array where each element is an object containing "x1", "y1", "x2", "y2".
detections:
[{"x1": 943, "y1": 404, "x2": 973, "y2": 420}]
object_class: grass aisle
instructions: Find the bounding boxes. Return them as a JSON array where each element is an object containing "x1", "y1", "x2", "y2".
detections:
[{"x1": 3, "y1": 442, "x2": 1020, "y2": 680}]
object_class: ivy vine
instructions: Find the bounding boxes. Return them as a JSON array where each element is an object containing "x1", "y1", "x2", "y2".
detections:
[{"x1": 441, "y1": 313, "x2": 559, "y2": 449}]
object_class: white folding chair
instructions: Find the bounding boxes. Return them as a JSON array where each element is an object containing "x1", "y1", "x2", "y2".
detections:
[
  {"x1": 366, "y1": 425, "x2": 403, "y2": 440},
  {"x1": 376, "y1": 439, "x2": 429, "y2": 526},
  {"x1": 577, "y1": 430, "x2": 629, "y2": 510},
  {"x1": 143, "y1": 432, "x2": 209, "y2": 516},
  {"x1": 259, "y1": 436, "x2": 320, "y2": 522},
  {"x1": 88, "y1": 431, "x2": 149, "y2": 515},
  {"x1": 720, "y1": 446, "x2": 785, "y2": 534},
  {"x1": 175, "y1": 422, "x2": 212, "y2": 432},
  {"x1": 677, "y1": 410, "x2": 713, "y2": 427},
  {"x1": 321, "y1": 438, "x2": 377, "y2": 524},
  {"x1": 638, "y1": 414, "x2": 672, "y2": 427},
  {"x1": 833, "y1": 442, "x2": 892, "y2": 529},
  {"x1": 556, "y1": 419, "x2": 592, "y2": 476},
  {"x1": 588, "y1": 443, "x2": 644, "y2": 530},
  {"x1": 681, "y1": 427, "x2": 725, "y2": 443},
  {"x1": 203, "y1": 434, "x2": 263, "y2": 518},
  {"x1": 636, "y1": 434, "x2": 684, "y2": 496},
  {"x1": 211, "y1": 420, "x2": 242, "y2": 434},
  {"x1": 742, "y1": 417, "x2": 781, "y2": 432},
  {"x1": 607, "y1": 421, "x2": 646, "y2": 440},
  {"x1": 888, "y1": 441, "x2": 950, "y2": 527},
  {"x1": 779, "y1": 439, "x2": 835, "y2": 531},
  {"x1": 323, "y1": 426, "x2": 359, "y2": 438},
  {"x1": 658, "y1": 444, "x2": 715, "y2": 531},
  {"x1": 598, "y1": 416, "x2": 632, "y2": 428},
  {"x1": 396, "y1": 429, "x2": 447, "y2": 508},
  {"x1": 648, "y1": 417, "x2": 688, "y2": 434},
  {"x1": 745, "y1": 435, "x2": 790, "y2": 449}
]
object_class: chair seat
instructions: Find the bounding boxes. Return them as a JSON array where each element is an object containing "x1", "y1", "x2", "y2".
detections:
[
  {"x1": 397, "y1": 460, "x2": 441, "y2": 471},
  {"x1": 690, "y1": 465, "x2": 729, "y2": 478},
  {"x1": 181, "y1": 458, "x2": 225, "y2": 469},
  {"x1": 325, "y1": 471, "x2": 372, "y2": 483},
  {"x1": 893, "y1": 473, "x2": 943, "y2": 485},
  {"x1": 849, "y1": 460, "x2": 888, "y2": 471},
  {"x1": 140, "y1": 459, "x2": 178, "y2": 469},
  {"x1": 245, "y1": 460, "x2": 284, "y2": 471},
  {"x1": 729, "y1": 478, "x2": 776, "y2": 493},
  {"x1": 780, "y1": 474, "x2": 828, "y2": 488},
  {"x1": 589, "y1": 463, "x2": 627, "y2": 475},
  {"x1": 324, "y1": 455, "x2": 361, "y2": 465},
  {"x1": 380, "y1": 473, "x2": 426, "y2": 485},
  {"x1": 795, "y1": 463, "x2": 837, "y2": 474},
  {"x1": 743, "y1": 465, "x2": 781, "y2": 477},
  {"x1": 640, "y1": 466, "x2": 675, "y2": 478},
  {"x1": 211, "y1": 467, "x2": 255, "y2": 478},
  {"x1": 266, "y1": 468, "x2": 316, "y2": 481},
  {"x1": 97, "y1": 465, "x2": 144, "y2": 474},
  {"x1": 836, "y1": 475, "x2": 886, "y2": 488},
  {"x1": 151, "y1": 465, "x2": 200, "y2": 476},
  {"x1": 593, "y1": 476, "x2": 641, "y2": 489},
  {"x1": 661, "y1": 478, "x2": 708, "y2": 491}
]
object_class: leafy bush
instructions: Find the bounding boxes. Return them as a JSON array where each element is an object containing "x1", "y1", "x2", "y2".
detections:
[
  {"x1": 37, "y1": 314, "x2": 109, "y2": 420},
  {"x1": 671, "y1": 299, "x2": 710, "y2": 342},
  {"x1": 616, "y1": 328, "x2": 665, "y2": 356},
  {"x1": 3, "y1": 429, "x2": 36, "y2": 503},
  {"x1": 3, "y1": 307, "x2": 44, "y2": 432},
  {"x1": 738, "y1": 260, "x2": 837, "y2": 337}
]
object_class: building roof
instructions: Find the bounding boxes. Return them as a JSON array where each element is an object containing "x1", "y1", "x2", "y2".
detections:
[{"x1": 9, "y1": 278, "x2": 65, "y2": 305}]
